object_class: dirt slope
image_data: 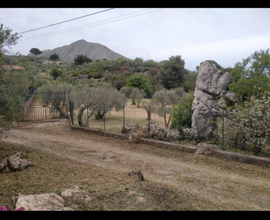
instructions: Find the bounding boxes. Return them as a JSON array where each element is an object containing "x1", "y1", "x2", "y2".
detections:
[{"x1": 2, "y1": 119, "x2": 270, "y2": 210}]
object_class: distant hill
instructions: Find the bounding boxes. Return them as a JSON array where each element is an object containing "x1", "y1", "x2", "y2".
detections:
[{"x1": 28, "y1": 39, "x2": 130, "y2": 62}]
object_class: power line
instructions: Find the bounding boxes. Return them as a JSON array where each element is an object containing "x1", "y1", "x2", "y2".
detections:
[
  {"x1": 18, "y1": 8, "x2": 114, "y2": 35},
  {"x1": 19, "y1": 8, "x2": 151, "y2": 41},
  {"x1": 18, "y1": 8, "x2": 163, "y2": 42}
]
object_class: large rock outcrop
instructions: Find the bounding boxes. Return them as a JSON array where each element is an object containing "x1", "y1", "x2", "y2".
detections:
[{"x1": 184, "y1": 61, "x2": 236, "y2": 140}]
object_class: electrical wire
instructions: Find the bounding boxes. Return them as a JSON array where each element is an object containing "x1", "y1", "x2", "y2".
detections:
[
  {"x1": 18, "y1": 8, "x2": 163, "y2": 42},
  {"x1": 19, "y1": 8, "x2": 151, "y2": 41},
  {"x1": 18, "y1": 8, "x2": 114, "y2": 35}
]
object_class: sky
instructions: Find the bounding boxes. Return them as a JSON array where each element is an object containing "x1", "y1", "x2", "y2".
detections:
[{"x1": 0, "y1": 8, "x2": 270, "y2": 71}]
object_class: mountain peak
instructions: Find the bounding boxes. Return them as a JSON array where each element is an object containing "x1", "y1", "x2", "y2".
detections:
[{"x1": 28, "y1": 40, "x2": 129, "y2": 62}]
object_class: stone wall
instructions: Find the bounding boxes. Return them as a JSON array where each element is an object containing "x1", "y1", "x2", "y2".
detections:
[{"x1": 67, "y1": 116, "x2": 270, "y2": 168}]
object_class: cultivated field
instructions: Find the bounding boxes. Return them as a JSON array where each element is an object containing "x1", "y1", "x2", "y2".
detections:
[{"x1": 1, "y1": 103, "x2": 270, "y2": 210}]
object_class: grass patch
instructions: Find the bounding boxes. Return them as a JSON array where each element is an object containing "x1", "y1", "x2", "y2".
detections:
[{"x1": 0, "y1": 141, "x2": 206, "y2": 211}]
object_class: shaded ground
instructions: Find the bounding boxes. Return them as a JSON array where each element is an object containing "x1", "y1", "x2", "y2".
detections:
[{"x1": 1, "y1": 119, "x2": 270, "y2": 210}]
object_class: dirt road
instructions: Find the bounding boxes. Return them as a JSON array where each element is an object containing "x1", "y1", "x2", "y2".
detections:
[{"x1": 2, "y1": 119, "x2": 270, "y2": 210}]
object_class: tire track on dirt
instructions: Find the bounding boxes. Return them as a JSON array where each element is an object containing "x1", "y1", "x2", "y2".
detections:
[{"x1": 2, "y1": 120, "x2": 270, "y2": 210}]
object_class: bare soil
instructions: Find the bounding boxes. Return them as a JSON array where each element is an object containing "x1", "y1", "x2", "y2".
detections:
[{"x1": 1, "y1": 118, "x2": 270, "y2": 210}]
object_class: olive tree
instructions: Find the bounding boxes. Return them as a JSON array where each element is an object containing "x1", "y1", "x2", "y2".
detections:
[
  {"x1": 0, "y1": 69, "x2": 32, "y2": 133},
  {"x1": 119, "y1": 86, "x2": 133, "y2": 98},
  {"x1": 129, "y1": 88, "x2": 146, "y2": 107},
  {"x1": 70, "y1": 85, "x2": 125, "y2": 127},
  {"x1": 0, "y1": 23, "x2": 21, "y2": 55},
  {"x1": 151, "y1": 88, "x2": 178, "y2": 128},
  {"x1": 0, "y1": 22, "x2": 24, "y2": 134},
  {"x1": 38, "y1": 82, "x2": 74, "y2": 116}
]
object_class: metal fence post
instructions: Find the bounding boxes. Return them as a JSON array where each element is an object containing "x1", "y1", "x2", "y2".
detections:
[
  {"x1": 123, "y1": 104, "x2": 125, "y2": 129},
  {"x1": 69, "y1": 99, "x2": 74, "y2": 125},
  {"x1": 103, "y1": 103, "x2": 105, "y2": 131},
  {"x1": 222, "y1": 108, "x2": 225, "y2": 150},
  {"x1": 148, "y1": 105, "x2": 151, "y2": 139},
  {"x1": 178, "y1": 106, "x2": 181, "y2": 143},
  {"x1": 65, "y1": 92, "x2": 68, "y2": 118},
  {"x1": 44, "y1": 94, "x2": 47, "y2": 119},
  {"x1": 87, "y1": 102, "x2": 89, "y2": 128}
]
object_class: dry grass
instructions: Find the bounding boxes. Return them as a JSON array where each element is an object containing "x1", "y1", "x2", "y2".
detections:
[
  {"x1": 72, "y1": 101, "x2": 166, "y2": 132},
  {"x1": 1, "y1": 119, "x2": 270, "y2": 210},
  {"x1": 0, "y1": 142, "x2": 198, "y2": 211}
]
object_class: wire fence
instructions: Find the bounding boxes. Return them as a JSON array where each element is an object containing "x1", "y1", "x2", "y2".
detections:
[
  {"x1": 67, "y1": 98, "x2": 198, "y2": 144},
  {"x1": 18, "y1": 90, "x2": 67, "y2": 121},
  {"x1": 67, "y1": 98, "x2": 228, "y2": 149}
]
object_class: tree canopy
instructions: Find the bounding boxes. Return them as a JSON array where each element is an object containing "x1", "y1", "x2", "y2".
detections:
[
  {"x1": 30, "y1": 48, "x2": 42, "y2": 57},
  {"x1": 0, "y1": 23, "x2": 21, "y2": 55},
  {"x1": 229, "y1": 48, "x2": 270, "y2": 102},
  {"x1": 50, "y1": 54, "x2": 60, "y2": 61},
  {"x1": 74, "y1": 54, "x2": 92, "y2": 65},
  {"x1": 160, "y1": 55, "x2": 187, "y2": 90},
  {"x1": 126, "y1": 73, "x2": 152, "y2": 97}
]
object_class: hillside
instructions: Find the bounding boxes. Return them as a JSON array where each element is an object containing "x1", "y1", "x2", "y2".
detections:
[{"x1": 28, "y1": 39, "x2": 130, "y2": 62}]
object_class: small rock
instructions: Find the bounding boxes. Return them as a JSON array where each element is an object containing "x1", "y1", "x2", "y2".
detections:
[
  {"x1": 138, "y1": 170, "x2": 144, "y2": 181},
  {"x1": 61, "y1": 186, "x2": 92, "y2": 205},
  {"x1": 0, "y1": 158, "x2": 8, "y2": 170},
  {"x1": 126, "y1": 132, "x2": 140, "y2": 143},
  {"x1": 195, "y1": 143, "x2": 219, "y2": 155},
  {"x1": 121, "y1": 123, "x2": 140, "y2": 134},
  {"x1": 128, "y1": 170, "x2": 138, "y2": 176},
  {"x1": 136, "y1": 196, "x2": 146, "y2": 203},
  {"x1": 15, "y1": 193, "x2": 71, "y2": 211},
  {"x1": 8, "y1": 152, "x2": 33, "y2": 171}
]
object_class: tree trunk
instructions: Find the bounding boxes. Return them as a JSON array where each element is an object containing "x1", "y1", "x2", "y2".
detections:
[
  {"x1": 164, "y1": 115, "x2": 167, "y2": 128},
  {"x1": 164, "y1": 113, "x2": 172, "y2": 129},
  {"x1": 137, "y1": 99, "x2": 141, "y2": 107},
  {"x1": 252, "y1": 140, "x2": 262, "y2": 156},
  {"x1": 84, "y1": 103, "x2": 101, "y2": 126},
  {"x1": 132, "y1": 98, "x2": 136, "y2": 105},
  {"x1": 78, "y1": 105, "x2": 86, "y2": 127}
]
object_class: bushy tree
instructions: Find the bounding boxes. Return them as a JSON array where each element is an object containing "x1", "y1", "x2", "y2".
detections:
[
  {"x1": 0, "y1": 68, "x2": 32, "y2": 133},
  {"x1": 229, "y1": 48, "x2": 270, "y2": 102},
  {"x1": 149, "y1": 67, "x2": 159, "y2": 76},
  {"x1": 112, "y1": 75, "x2": 126, "y2": 91},
  {"x1": 119, "y1": 86, "x2": 133, "y2": 98},
  {"x1": 0, "y1": 22, "x2": 26, "y2": 134},
  {"x1": 50, "y1": 54, "x2": 59, "y2": 61},
  {"x1": 0, "y1": 23, "x2": 21, "y2": 55},
  {"x1": 38, "y1": 82, "x2": 73, "y2": 116},
  {"x1": 51, "y1": 68, "x2": 63, "y2": 79},
  {"x1": 170, "y1": 91, "x2": 194, "y2": 131},
  {"x1": 70, "y1": 85, "x2": 125, "y2": 126},
  {"x1": 74, "y1": 54, "x2": 92, "y2": 65},
  {"x1": 126, "y1": 73, "x2": 152, "y2": 97},
  {"x1": 118, "y1": 66, "x2": 130, "y2": 72},
  {"x1": 129, "y1": 88, "x2": 146, "y2": 107},
  {"x1": 214, "y1": 93, "x2": 270, "y2": 156},
  {"x1": 29, "y1": 48, "x2": 42, "y2": 57},
  {"x1": 152, "y1": 88, "x2": 179, "y2": 128},
  {"x1": 160, "y1": 55, "x2": 187, "y2": 90}
]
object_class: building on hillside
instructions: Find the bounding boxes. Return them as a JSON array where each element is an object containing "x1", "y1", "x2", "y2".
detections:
[
  {"x1": 2, "y1": 65, "x2": 25, "y2": 70},
  {"x1": 42, "y1": 60, "x2": 61, "y2": 65}
]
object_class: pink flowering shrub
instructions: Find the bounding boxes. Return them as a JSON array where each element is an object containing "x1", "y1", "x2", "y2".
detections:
[
  {"x1": 0, "y1": 206, "x2": 8, "y2": 211},
  {"x1": 0, "y1": 205, "x2": 25, "y2": 211}
]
